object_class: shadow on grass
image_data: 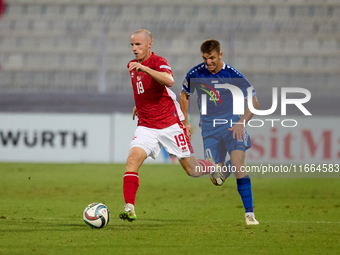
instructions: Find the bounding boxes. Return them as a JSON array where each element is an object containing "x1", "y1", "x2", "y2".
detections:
[{"x1": 0, "y1": 217, "x2": 193, "y2": 232}]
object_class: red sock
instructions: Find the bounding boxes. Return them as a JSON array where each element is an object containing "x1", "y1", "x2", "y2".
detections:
[
  {"x1": 123, "y1": 172, "x2": 139, "y2": 206},
  {"x1": 197, "y1": 159, "x2": 214, "y2": 174}
]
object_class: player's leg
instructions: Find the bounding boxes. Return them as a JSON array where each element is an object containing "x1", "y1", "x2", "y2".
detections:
[
  {"x1": 230, "y1": 149, "x2": 247, "y2": 178},
  {"x1": 230, "y1": 150, "x2": 258, "y2": 225},
  {"x1": 120, "y1": 126, "x2": 159, "y2": 222},
  {"x1": 212, "y1": 160, "x2": 233, "y2": 181},
  {"x1": 160, "y1": 123, "x2": 216, "y2": 178},
  {"x1": 204, "y1": 136, "x2": 227, "y2": 186},
  {"x1": 225, "y1": 127, "x2": 259, "y2": 225},
  {"x1": 223, "y1": 159, "x2": 233, "y2": 179},
  {"x1": 120, "y1": 147, "x2": 147, "y2": 222},
  {"x1": 178, "y1": 156, "x2": 216, "y2": 177},
  {"x1": 120, "y1": 148, "x2": 148, "y2": 222},
  {"x1": 126, "y1": 147, "x2": 147, "y2": 173}
]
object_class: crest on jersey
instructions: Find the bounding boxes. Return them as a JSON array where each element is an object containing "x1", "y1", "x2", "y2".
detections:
[
  {"x1": 199, "y1": 82, "x2": 223, "y2": 106},
  {"x1": 137, "y1": 75, "x2": 141, "y2": 81}
]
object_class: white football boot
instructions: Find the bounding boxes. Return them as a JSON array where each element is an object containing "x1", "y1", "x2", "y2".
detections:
[
  {"x1": 245, "y1": 213, "x2": 259, "y2": 225},
  {"x1": 207, "y1": 157, "x2": 225, "y2": 186}
]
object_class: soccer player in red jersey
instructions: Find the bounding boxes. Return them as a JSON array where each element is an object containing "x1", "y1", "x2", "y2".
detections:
[{"x1": 119, "y1": 29, "x2": 223, "y2": 222}]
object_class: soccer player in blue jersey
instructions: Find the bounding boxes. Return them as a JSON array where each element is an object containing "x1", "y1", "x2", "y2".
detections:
[{"x1": 179, "y1": 39, "x2": 260, "y2": 225}]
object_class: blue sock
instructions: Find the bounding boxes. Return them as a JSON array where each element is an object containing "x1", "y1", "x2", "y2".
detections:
[{"x1": 237, "y1": 175, "x2": 253, "y2": 213}]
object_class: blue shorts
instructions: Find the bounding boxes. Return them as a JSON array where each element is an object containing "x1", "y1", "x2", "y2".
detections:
[{"x1": 202, "y1": 126, "x2": 251, "y2": 164}]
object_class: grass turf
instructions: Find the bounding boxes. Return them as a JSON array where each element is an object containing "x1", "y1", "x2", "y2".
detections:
[{"x1": 0, "y1": 163, "x2": 339, "y2": 255}]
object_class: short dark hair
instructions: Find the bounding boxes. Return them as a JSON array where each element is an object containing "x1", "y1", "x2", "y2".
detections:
[{"x1": 200, "y1": 39, "x2": 221, "y2": 54}]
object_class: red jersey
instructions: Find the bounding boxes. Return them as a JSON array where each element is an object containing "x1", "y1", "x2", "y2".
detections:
[
  {"x1": 128, "y1": 53, "x2": 184, "y2": 129},
  {"x1": 0, "y1": 0, "x2": 4, "y2": 18}
]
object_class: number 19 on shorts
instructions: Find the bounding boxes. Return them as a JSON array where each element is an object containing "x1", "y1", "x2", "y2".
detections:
[{"x1": 174, "y1": 134, "x2": 187, "y2": 147}]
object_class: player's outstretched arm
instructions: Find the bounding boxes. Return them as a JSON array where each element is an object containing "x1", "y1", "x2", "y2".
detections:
[
  {"x1": 128, "y1": 62, "x2": 174, "y2": 87},
  {"x1": 179, "y1": 90, "x2": 191, "y2": 137},
  {"x1": 229, "y1": 96, "x2": 260, "y2": 141}
]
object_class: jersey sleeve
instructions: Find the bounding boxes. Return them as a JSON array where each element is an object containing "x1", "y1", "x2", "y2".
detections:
[
  {"x1": 233, "y1": 71, "x2": 256, "y2": 100},
  {"x1": 181, "y1": 71, "x2": 195, "y2": 95},
  {"x1": 154, "y1": 57, "x2": 173, "y2": 75}
]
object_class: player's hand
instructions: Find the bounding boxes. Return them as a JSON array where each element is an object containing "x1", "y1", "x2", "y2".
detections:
[
  {"x1": 228, "y1": 123, "x2": 245, "y2": 141},
  {"x1": 183, "y1": 122, "x2": 192, "y2": 139},
  {"x1": 132, "y1": 106, "x2": 138, "y2": 120},
  {"x1": 128, "y1": 62, "x2": 147, "y2": 72}
]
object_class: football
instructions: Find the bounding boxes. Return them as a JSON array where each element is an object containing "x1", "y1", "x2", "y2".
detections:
[{"x1": 83, "y1": 202, "x2": 110, "y2": 228}]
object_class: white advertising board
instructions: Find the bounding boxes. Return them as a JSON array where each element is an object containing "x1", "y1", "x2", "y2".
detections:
[
  {"x1": 1, "y1": 113, "x2": 339, "y2": 164},
  {"x1": 0, "y1": 113, "x2": 111, "y2": 163}
]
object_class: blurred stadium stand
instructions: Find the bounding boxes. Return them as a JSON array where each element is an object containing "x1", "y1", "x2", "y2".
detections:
[{"x1": 0, "y1": 0, "x2": 339, "y2": 115}]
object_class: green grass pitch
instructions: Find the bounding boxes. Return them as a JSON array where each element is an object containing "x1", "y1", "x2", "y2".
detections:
[{"x1": 0, "y1": 163, "x2": 339, "y2": 255}]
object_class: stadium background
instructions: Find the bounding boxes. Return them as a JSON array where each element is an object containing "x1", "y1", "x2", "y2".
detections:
[{"x1": 0, "y1": 0, "x2": 339, "y2": 164}]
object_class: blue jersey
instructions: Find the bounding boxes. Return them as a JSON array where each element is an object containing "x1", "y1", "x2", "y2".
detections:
[{"x1": 182, "y1": 62, "x2": 256, "y2": 131}]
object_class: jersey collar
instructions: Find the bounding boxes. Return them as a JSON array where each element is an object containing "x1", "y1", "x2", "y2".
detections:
[{"x1": 204, "y1": 62, "x2": 226, "y2": 72}]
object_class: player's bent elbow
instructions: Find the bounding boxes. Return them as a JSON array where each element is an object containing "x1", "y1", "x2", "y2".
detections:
[{"x1": 166, "y1": 79, "x2": 174, "y2": 87}]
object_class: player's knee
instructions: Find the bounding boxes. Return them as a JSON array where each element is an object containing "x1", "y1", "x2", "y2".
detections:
[
  {"x1": 125, "y1": 156, "x2": 141, "y2": 172},
  {"x1": 232, "y1": 162, "x2": 247, "y2": 178},
  {"x1": 233, "y1": 163, "x2": 243, "y2": 172},
  {"x1": 231, "y1": 161, "x2": 244, "y2": 171},
  {"x1": 125, "y1": 147, "x2": 147, "y2": 172}
]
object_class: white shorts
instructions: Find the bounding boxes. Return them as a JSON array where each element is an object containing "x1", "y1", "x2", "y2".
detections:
[{"x1": 129, "y1": 123, "x2": 194, "y2": 160}]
